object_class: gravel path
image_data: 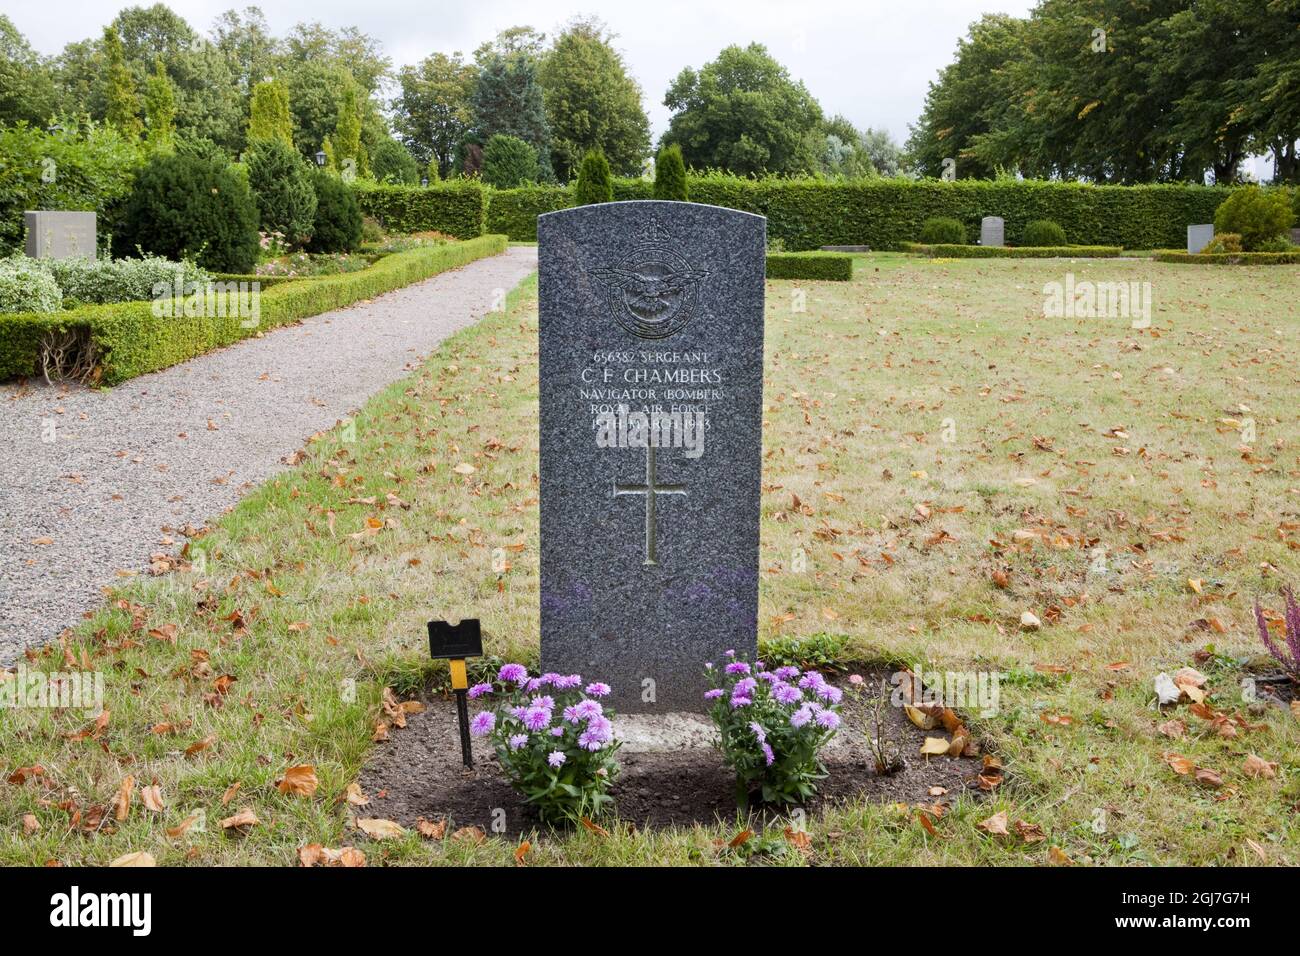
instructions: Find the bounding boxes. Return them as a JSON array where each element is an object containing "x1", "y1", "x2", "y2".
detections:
[{"x1": 0, "y1": 246, "x2": 537, "y2": 661}]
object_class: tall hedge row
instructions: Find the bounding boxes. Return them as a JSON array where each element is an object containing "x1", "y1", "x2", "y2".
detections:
[
  {"x1": 479, "y1": 177, "x2": 1230, "y2": 249},
  {"x1": 354, "y1": 181, "x2": 488, "y2": 238}
]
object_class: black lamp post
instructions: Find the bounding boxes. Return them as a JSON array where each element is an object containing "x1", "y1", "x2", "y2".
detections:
[{"x1": 314, "y1": 150, "x2": 327, "y2": 168}]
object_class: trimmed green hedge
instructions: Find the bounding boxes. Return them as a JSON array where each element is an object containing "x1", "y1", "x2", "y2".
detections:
[
  {"x1": 903, "y1": 242, "x2": 1123, "y2": 258},
  {"x1": 766, "y1": 252, "x2": 853, "y2": 281},
  {"x1": 354, "y1": 181, "x2": 488, "y2": 239},
  {"x1": 208, "y1": 273, "x2": 301, "y2": 287},
  {"x1": 486, "y1": 186, "x2": 577, "y2": 240},
  {"x1": 1153, "y1": 250, "x2": 1300, "y2": 265},
  {"x1": 478, "y1": 177, "x2": 1228, "y2": 250},
  {"x1": 0, "y1": 235, "x2": 507, "y2": 384}
]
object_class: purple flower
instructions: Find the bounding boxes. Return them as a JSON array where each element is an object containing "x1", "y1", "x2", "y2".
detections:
[
  {"x1": 798, "y1": 671, "x2": 825, "y2": 690},
  {"x1": 508, "y1": 733, "x2": 528, "y2": 750},
  {"x1": 734, "y1": 677, "x2": 757, "y2": 695},
  {"x1": 815, "y1": 684, "x2": 843, "y2": 704},
  {"x1": 467, "y1": 682, "x2": 493, "y2": 699},
  {"x1": 775, "y1": 666, "x2": 800, "y2": 681},
  {"x1": 548, "y1": 751, "x2": 566, "y2": 768},
  {"x1": 578, "y1": 715, "x2": 614, "y2": 751},
  {"x1": 508, "y1": 705, "x2": 527, "y2": 721},
  {"x1": 790, "y1": 706, "x2": 814, "y2": 728},
  {"x1": 730, "y1": 695, "x2": 752, "y2": 709},
  {"x1": 725, "y1": 649, "x2": 736, "y2": 657},
  {"x1": 704, "y1": 688, "x2": 725, "y2": 700},
  {"x1": 470, "y1": 711, "x2": 496, "y2": 736},
  {"x1": 573, "y1": 699, "x2": 604, "y2": 720},
  {"x1": 749, "y1": 720, "x2": 767, "y2": 744},
  {"x1": 773, "y1": 683, "x2": 803, "y2": 705},
  {"x1": 762, "y1": 742, "x2": 775, "y2": 766},
  {"x1": 530, "y1": 694, "x2": 556, "y2": 710},
  {"x1": 551, "y1": 726, "x2": 564, "y2": 736},
  {"x1": 522, "y1": 706, "x2": 552, "y2": 732},
  {"x1": 724, "y1": 661, "x2": 751, "y2": 675},
  {"x1": 584, "y1": 682, "x2": 611, "y2": 697},
  {"x1": 563, "y1": 704, "x2": 582, "y2": 724},
  {"x1": 815, "y1": 709, "x2": 841, "y2": 731},
  {"x1": 553, "y1": 674, "x2": 583, "y2": 690},
  {"x1": 498, "y1": 663, "x2": 528, "y2": 684}
]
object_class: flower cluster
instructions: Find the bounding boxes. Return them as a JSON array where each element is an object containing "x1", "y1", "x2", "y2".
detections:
[
  {"x1": 468, "y1": 664, "x2": 619, "y2": 822},
  {"x1": 705, "y1": 652, "x2": 842, "y2": 808},
  {"x1": 1255, "y1": 586, "x2": 1300, "y2": 681}
]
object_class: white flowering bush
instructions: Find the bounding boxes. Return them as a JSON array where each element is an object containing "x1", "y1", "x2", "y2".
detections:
[
  {"x1": 468, "y1": 664, "x2": 620, "y2": 823},
  {"x1": 0, "y1": 258, "x2": 62, "y2": 313},
  {"x1": 1, "y1": 254, "x2": 210, "y2": 307},
  {"x1": 43, "y1": 254, "x2": 210, "y2": 305},
  {"x1": 705, "y1": 651, "x2": 842, "y2": 809}
]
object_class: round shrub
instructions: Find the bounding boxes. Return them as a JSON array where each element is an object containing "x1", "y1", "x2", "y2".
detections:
[
  {"x1": 1214, "y1": 186, "x2": 1294, "y2": 251},
  {"x1": 1254, "y1": 236, "x2": 1296, "y2": 253},
  {"x1": 113, "y1": 153, "x2": 259, "y2": 273},
  {"x1": 919, "y1": 216, "x2": 966, "y2": 244},
  {"x1": 0, "y1": 258, "x2": 62, "y2": 313},
  {"x1": 306, "y1": 172, "x2": 363, "y2": 254},
  {"x1": 1021, "y1": 219, "x2": 1067, "y2": 246},
  {"x1": 246, "y1": 139, "x2": 318, "y2": 248},
  {"x1": 574, "y1": 149, "x2": 614, "y2": 205},
  {"x1": 371, "y1": 137, "x2": 420, "y2": 185},
  {"x1": 1203, "y1": 233, "x2": 1243, "y2": 254},
  {"x1": 480, "y1": 134, "x2": 538, "y2": 189}
]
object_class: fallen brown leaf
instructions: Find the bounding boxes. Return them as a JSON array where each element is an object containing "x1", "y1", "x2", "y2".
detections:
[
  {"x1": 220, "y1": 807, "x2": 259, "y2": 830},
  {"x1": 416, "y1": 817, "x2": 447, "y2": 840},
  {"x1": 357, "y1": 818, "x2": 406, "y2": 840},
  {"x1": 275, "y1": 764, "x2": 319, "y2": 798},
  {"x1": 451, "y1": 825, "x2": 486, "y2": 845},
  {"x1": 977, "y1": 810, "x2": 1009, "y2": 836},
  {"x1": 1243, "y1": 754, "x2": 1277, "y2": 779}
]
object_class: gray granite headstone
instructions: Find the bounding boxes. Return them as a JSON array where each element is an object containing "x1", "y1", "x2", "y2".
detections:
[
  {"x1": 537, "y1": 200, "x2": 765, "y2": 713},
  {"x1": 1187, "y1": 223, "x2": 1214, "y2": 254},
  {"x1": 1289, "y1": 228, "x2": 1300, "y2": 246},
  {"x1": 24, "y1": 211, "x2": 96, "y2": 259},
  {"x1": 980, "y1": 216, "x2": 1004, "y2": 247}
]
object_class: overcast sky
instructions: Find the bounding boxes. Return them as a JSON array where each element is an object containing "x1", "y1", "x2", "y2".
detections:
[{"x1": 11, "y1": 0, "x2": 1041, "y2": 144}]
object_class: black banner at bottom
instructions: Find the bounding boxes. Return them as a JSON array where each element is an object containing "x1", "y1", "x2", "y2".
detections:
[{"x1": 0, "y1": 864, "x2": 1272, "y2": 939}]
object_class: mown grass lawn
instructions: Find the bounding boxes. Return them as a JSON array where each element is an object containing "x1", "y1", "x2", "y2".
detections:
[{"x1": 2, "y1": 253, "x2": 1298, "y2": 866}]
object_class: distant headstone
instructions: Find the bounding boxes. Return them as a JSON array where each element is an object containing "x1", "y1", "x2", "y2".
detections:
[
  {"x1": 537, "y1": 200, "x2": 766, "y2": 713},
  {"x1": 1187, "y1": 224, "x2": 1214, "y2": 254},
  {"x1": 980, "y1": 216, "x2": 1004, "y2": 247},
  {"x1": 1290, "y1": 228, "x2": 1300, "y2": 246},
  {"x1": 24, "y1": 211, "x2": 96, "y2": 260}
]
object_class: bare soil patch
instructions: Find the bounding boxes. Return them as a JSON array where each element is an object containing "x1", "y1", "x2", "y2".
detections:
[{"x1": 359, "y1": 669, "x2": 990, "y2": 837}]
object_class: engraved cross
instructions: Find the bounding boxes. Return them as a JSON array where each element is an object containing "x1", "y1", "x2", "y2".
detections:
[{"x1": 613, "y1": 445, "x2": 686, "y2": 566}]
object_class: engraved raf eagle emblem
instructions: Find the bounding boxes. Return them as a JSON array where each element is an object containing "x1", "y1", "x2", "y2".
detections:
[{"x1": 592, "y1": 216, "x2": 709, "y2": 340}]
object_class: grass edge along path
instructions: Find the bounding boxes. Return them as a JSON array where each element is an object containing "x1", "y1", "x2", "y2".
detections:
[{"x1": 0, "y1": 234, "x2": 508, "y2": 385}]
